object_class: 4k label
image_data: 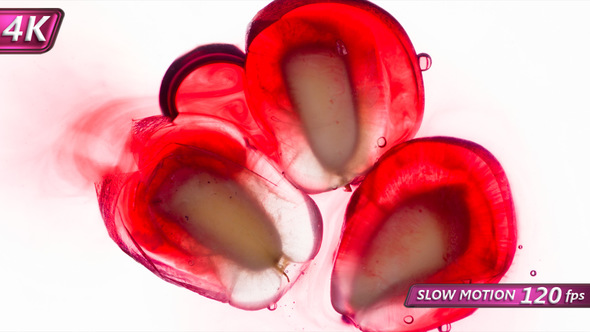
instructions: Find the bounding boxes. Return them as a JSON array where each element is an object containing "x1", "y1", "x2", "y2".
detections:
[{"x1": 0, "y1": 9, "x2": 64, "y2": 54}]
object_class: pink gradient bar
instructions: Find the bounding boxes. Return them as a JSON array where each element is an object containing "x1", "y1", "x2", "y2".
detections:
[
  {"x1": 405, "y1": 284, "x2": 590, "y2": 308},
  {"x1": 0, "y1": 9, "x2": 64, "y2": 53}
]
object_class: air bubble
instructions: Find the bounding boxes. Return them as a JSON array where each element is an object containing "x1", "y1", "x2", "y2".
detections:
[
  {"x1": 437, "y1": 323, "x2": 451, "y2": 332},
  {"x1": 188, "y1": 259, "x2": 194, "y2": 266},
  {"x1": 530, "y1": 270, "x2": 537, "y2": 277},
  {"x1": 377, "y1": 137, "x2": 387, "y2": 148},
  {"x1": 518, "y1": 245, "x2": 523, "y2": 249},
  {"x1": 336, "y1": 40, "x2": 348, "y2": 56},
  {"x1": 267, "y1": 303, "x2": 278, "y2": 311},
  {"x1": 462, "y1": 279, "x2": 472, "y2": 284},
  {"x1": 403, "y1": 315, "x2": 414, "y2": 324},
  {"x1": 417, "y1": 53, "x2": 432, "y2": 71}
]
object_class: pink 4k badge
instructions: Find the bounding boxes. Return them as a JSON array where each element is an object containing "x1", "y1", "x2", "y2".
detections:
[
  {"x1": 0, "y1": 9, "x2": 64, "y2": 54},
  {"x1": 97, "y1": 1, "x2": 517, "y2": 331}
]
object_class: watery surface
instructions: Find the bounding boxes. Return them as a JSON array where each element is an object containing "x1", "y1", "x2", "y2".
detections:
[{"x1": 25, "y1": 0, "x2": 527, "y2": 331}]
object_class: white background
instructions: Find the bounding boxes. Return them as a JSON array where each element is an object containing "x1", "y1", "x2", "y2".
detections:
[{"x1": 0, "y1": 1, "x2": 589, "y2": 331}]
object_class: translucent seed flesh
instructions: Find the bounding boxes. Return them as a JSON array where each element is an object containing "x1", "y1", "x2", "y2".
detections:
[
  {"x1": 283, "y1": 49, "x2": 358, "y2": 172},
  {"x1": 350, "y1": 203, "x2": 449, "y2": 309},
  {"x1": 157, "y1": 172, "x2": 283, "y2": 271}
]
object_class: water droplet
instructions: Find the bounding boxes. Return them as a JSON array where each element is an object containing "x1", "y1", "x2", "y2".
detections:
[
  {"x1": 418, "y1": 53, "x2": 432, "y2": 71},
  {"x1": 336, "y1": 40, "x2": 348, "y2": 56},
  {"x1": 188, "y1": 259, "x2": 195, "y2": 266},
  {"x1": 530, "y1": 270, "x2": 537, "y2": 277},
  {"x1": 518, "y1": 245, "x2": 523, "y2": 249},
  {"x1": 437, "y1": 323, "x2": 451, "y2": 332},
  {"x1": 267, "y1": 303, "x2": 278, "y2": 311},
  {"x1": 403, "y1": 315, "x2": 414, "y2": 324},
  {"x1": 377, "y1": 136, "x2": 387, "y2": 148}
]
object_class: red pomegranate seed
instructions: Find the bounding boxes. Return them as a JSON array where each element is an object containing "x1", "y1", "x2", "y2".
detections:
[
  {"x1": 331, "y1": 137, "x2": 517, "y2": 332},
  {"x1": 159, "y1": 43, "x2": 276, "y2": 159},
  {"x1": 98, "y1": 114, "x2": 322, "y2": 310},
  {"x1": 159, "y1": 44, "x2": 246, "y2": 120},
  {"x1": 245, "y1": 0, "x2": 425, "y2": 193}
]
